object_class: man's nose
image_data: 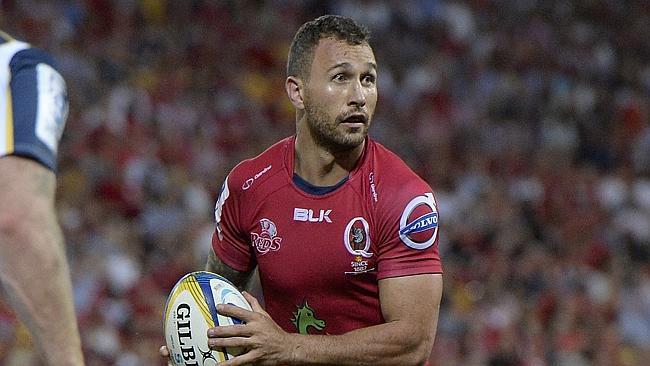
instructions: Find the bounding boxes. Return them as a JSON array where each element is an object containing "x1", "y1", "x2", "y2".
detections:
[{"x1": 348, "y1": 80, "x2": 366, "y2": 107}]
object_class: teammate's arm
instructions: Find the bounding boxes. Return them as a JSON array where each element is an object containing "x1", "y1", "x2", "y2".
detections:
[
  {"x1": 0, "y1": 157, "x2": 84, "y2": 366},
  {"x1": 211, "y1": 273, "x2": 443, "y2": 366}
]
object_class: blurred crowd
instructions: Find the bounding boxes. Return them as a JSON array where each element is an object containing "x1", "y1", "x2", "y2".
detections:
[{"x1": 1, "y1": 0, "x2": 649, "y2": 365}]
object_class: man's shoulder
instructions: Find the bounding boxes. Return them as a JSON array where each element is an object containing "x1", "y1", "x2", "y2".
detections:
[
  {"x1": 367, "y1": 139, "x2": 425, "y2": 185},
  {"x1": 0, "y1": 32, "x2": 57, "y2": 71},
  {"x1": 365, "y1": 139, "x2": 434, "y2": 209},
  {"x1": 0, "y1": 38, "x2": 29, "y2": 70},
  {"x1": 0, "y1": 36, "x2": 66, "y2": 172},
  {"x1": 6, "y1": 46, "x2": 59, "y2": 74},
  {"x1": 227, "y1": 137, "x2": 291, "y2": 191}
]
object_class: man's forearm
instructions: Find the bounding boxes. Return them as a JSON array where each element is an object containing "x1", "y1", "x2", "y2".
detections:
[
  {"x1": 282, "y1": 275, "x2": 442, "y2": 366},
  {"x1": 285, "y1": 319, "x2": 434, "y2": 366},
  {"x1": 0, "y1": 208, "x2": 84, "y2": 366}
]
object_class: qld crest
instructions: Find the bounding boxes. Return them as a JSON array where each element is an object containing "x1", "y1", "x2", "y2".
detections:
[{"x1": 343, "y1": 217, "x2": 372, "y2": 258}]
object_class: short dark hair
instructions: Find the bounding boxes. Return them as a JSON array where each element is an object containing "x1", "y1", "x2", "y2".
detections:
[{"x1": 287, "y1": 15, "x2": 371, "y2": 80}]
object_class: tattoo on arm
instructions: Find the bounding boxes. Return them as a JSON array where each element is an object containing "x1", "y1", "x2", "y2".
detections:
[{"x1": 205, "y1": 249, "x2": 253, "y2": 290}]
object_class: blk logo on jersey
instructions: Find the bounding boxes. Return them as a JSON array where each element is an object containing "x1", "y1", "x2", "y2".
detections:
[
  {"x1": 399, "y1": 193, "x2": 438, "y2": 250},
  {"x1": 251, "y1": 218, "x2": 282, "y2": 255},
  {"x1": 293, "y1": 208, "x2": 332, "y2": 223}
]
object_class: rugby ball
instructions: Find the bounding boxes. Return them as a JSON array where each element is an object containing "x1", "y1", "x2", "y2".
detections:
[{"x1": 163, "y1": 271, "x2": 252, "y2": 365}]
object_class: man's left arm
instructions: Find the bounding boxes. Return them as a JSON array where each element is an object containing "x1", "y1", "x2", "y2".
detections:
[{"x1": 210, "y1": 273, "x2": 443, "y2": 366}]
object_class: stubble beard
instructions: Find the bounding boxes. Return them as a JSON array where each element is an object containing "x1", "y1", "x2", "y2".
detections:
[{"x1": 304, "y1": 100, "x2": 369, "y2": 154}]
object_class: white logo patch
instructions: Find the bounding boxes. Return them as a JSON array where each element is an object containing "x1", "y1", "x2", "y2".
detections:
[
  {"x1": 398, "y1": 193, "x2": 439, "y2": 250},
  {"x1": 35, "y1": 63, "x2": 68, "y2": 153}
]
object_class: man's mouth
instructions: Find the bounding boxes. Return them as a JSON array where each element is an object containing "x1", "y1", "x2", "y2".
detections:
[{"x1": 340, "y1": 114, "x2": 368, "y2": 126}]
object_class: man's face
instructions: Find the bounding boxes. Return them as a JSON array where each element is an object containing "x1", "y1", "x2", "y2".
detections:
[{"x1": 303, "y1": 37, "x2": 377, "y2": 152}]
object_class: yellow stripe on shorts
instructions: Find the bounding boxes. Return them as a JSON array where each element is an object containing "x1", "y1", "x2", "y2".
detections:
[{"x1": 5, "y1": 85, "x2": 13, "y2": 153}]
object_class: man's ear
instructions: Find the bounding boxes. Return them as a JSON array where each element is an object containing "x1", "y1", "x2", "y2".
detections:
[{"x1": 285, "y1": 76, "x2": 305, "y2": 110}]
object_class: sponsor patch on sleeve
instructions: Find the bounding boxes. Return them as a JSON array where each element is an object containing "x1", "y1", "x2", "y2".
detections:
[
  {"x1": 35, "y1": 63, "x2": 68, "y2": 153},
  {"x1": 398, "y1": 193, "x2": 439, "y2": 250}
]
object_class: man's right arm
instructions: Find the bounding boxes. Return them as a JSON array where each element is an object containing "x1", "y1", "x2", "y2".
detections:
[
  {"x1": 0, "y1": 156, "x2": 84, "y2": 366},
  {"x1": 206, "y1": 247, "x2": 257, "y2": 292},
  {"x1": 0, "y1": 41, "x2": 82, "y2": 365},
  {"x1": 208, "y1": 172, "x2": 262, "y2": 294}
]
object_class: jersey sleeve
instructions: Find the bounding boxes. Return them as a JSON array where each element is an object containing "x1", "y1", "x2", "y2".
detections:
[
  {"x1": 2, "y1": 47, "x2": 68, "y2": 171},
  {"x1": 375, "y1": 178, "x2": 442, "y2": 280},
  {"x1": 211, "y1": 174, "x2": 257, "y2": 273}
]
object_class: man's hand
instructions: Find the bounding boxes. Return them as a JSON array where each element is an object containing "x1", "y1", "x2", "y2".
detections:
[{"x1": 207, "y1": 291, "x2": 295, "y2": 366}]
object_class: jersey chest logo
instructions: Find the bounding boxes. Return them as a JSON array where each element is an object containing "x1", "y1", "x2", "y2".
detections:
[
  {"x1": 343, "y1": 217, "x2": 375, "y2": 275},
  {"x1": 293, "y1": 208, "x2": 332, "y2": 223},
  {"x1": 291, "y1": 301, "x2": 326, "y2": 335},
  {"x1": 251, "y1": 218, "x2": 283, "y2": 255}
]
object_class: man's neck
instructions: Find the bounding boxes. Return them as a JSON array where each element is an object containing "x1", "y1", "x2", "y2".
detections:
[{"x1": 294, "y1": 132, "x2": 365, "y2": 187}]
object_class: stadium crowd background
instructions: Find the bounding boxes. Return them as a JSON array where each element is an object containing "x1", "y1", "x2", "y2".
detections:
[{"x1": 1, "y1": 0, "x2": 649, "y2": 365}]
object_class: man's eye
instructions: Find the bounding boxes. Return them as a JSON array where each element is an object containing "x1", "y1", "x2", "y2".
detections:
[
  {"x1": 363, "y1": 75, "x2": 376, "y2": 84},
  {"x1": 333, "y1": 74, "x2": 347, "y2": 82}
]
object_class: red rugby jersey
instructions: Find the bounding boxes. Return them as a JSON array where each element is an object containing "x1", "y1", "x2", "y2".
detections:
[{"x1": 212, "y1": 136, "x2": 442, "y2": 336}]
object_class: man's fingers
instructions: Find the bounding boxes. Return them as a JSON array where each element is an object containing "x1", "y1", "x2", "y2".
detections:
[
  {"x1": 242, "y1": 291, "x2": 264, "y2": 312},
  {"x1": 159, "y1": 345, "x2": 169, "y2": 357},
  {"x1": 159, "y1": 345, "x2": 174, "y2": 366},
  {"x1": 217, "y1": 303, "x2": 254, "y2": 321},
  {"x1": 208, "y1": 324, "x2": 250, "y2": 338},
  {"x1": 218, "y1": 349, "x2": 258, "y2": 366},
  {"x1": 208, "y1": 335, "x2": 249, "y2": 349}
]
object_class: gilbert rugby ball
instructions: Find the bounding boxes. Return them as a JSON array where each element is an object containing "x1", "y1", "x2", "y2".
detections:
[{"x1": 163, "y1": 271, "x2": 252, "y2": 366}]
